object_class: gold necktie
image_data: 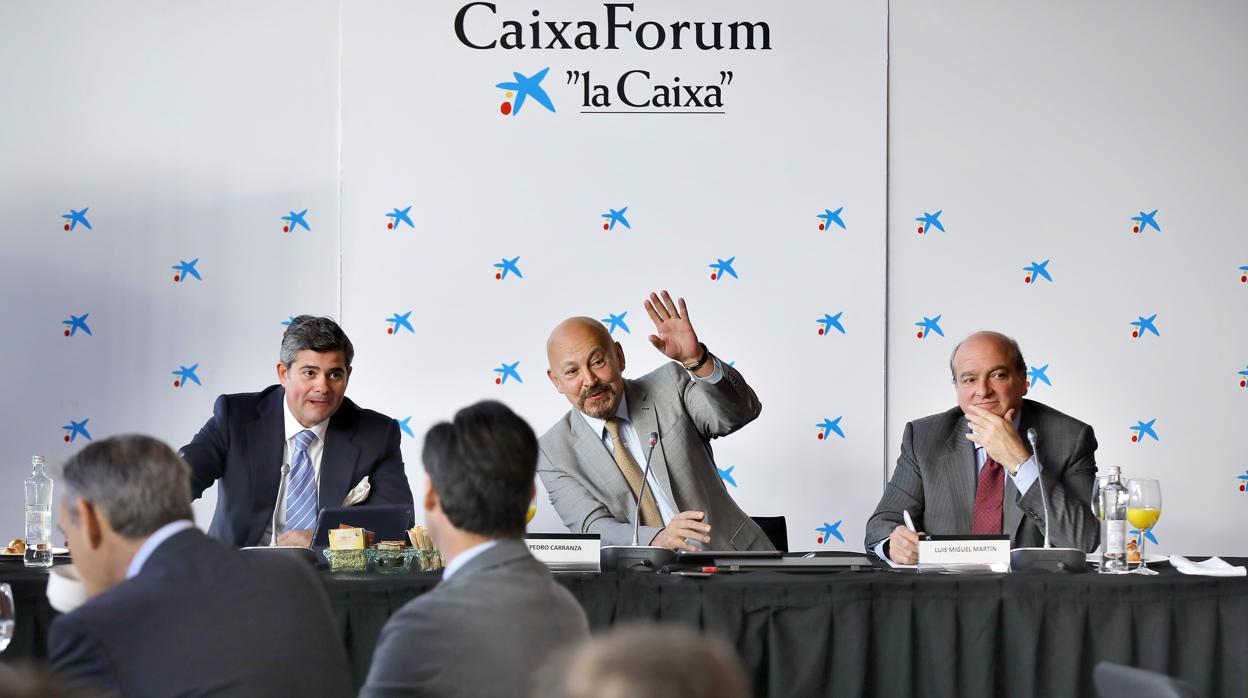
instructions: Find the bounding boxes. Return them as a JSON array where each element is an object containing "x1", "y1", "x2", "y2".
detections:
[{"x1": 604, "y1": 418, "x2": 662, "y2": 528}]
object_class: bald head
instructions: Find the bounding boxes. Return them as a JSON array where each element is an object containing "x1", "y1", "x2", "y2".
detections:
[
  {"x1": 950, "y1": 331, "x2": 1029, "y2": 418},
  {"x1": 949, "y1": 331, "x2": 1025, "y2": 381},
  {"x1": 546, "y1": 316, "x2": 627, "y2": 419}
]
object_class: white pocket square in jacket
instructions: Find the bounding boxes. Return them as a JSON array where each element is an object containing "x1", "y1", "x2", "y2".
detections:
[{"x1": 342, "y1": 476, "x2": 371, "y2": 506}]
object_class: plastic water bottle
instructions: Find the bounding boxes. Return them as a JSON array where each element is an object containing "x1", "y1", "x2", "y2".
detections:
[
  {"x1": 24, "y1": 455, "x2": 54, "y2": 568},
  {"x1": 1098, "y1": 466, "x2": 1128, "y2": 574}
]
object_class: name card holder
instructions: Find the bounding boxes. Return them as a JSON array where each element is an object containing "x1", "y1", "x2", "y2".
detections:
[
  {"x1": 917, "y1": 535, "x2": 1010, "y2": 573},
  {"x1": 525, "y1": 533, "x2": 601, "y2": 573}
]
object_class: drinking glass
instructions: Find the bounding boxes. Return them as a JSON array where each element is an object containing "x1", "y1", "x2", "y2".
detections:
[
  {"x1": 0, "y1": 582, "x2": 14, "y2": 653},
  {"x1": 1126, "y1": 478, "x2": 1162, "y2": 575}
]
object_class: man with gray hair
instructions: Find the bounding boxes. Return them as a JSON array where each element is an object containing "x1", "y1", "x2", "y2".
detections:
[
  {"x1": 865, "y1": 331, "x2": 1100, "y2": 564},
  {"x1": 180, "y1": 315, "x2": 413, "y2": 547},
  {"x1": 49, "y1": 435, "x2": 354, "y2": 697}
]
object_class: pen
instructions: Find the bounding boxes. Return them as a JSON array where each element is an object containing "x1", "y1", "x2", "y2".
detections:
[{"x1": 903, "y1": 510, "x2": 917, "y2": 533}]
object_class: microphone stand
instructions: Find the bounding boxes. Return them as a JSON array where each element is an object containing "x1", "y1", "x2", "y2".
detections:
[
  {"x1": 1009, "y1": 428, "x2": 1087, "y2": 573},
  {"x1": 600, "y1": 432, "x2": 678, "y2": 572}
]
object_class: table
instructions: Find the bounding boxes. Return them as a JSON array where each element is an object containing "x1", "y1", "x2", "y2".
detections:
[{"x1": 5, "y1": 557, "x2": 1248, "y2": 697}]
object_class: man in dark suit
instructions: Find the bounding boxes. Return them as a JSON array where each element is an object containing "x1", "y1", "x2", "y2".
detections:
[
  {"x1": 866, "y1": 331, "x2": 1099, "y2": 564},
  {"x1": 538, "y1": 291, "x2": 772, "y2": 552},
  {"x1": 361, "y1": 401, "x2": 589, "y2": 698},
  {"x1": 180, "y1": 315, "x2": 413, "y2": 547},
  {"x1": 49, "y1": 435, "x2": 354, "y2": 697}
]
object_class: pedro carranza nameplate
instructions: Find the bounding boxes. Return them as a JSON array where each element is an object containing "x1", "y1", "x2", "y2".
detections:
[
  {"x1": 917, "y1": 535, "x2": 1010, "y2": 573},
  {"x1": 524, "y1": 533, "x2": 601, "y2": 573}
]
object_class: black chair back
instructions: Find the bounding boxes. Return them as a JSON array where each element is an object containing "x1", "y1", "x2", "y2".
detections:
[{"x1": 750, "y1": 516, "x2": 788, "y2": 553}]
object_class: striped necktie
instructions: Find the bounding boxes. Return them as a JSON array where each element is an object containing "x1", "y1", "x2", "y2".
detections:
[
  {"x1": 286, "y1": 429, "x2": 319, "y2": 531},
  {"x1": 604, "y1": 418, "x2": 662, "y2": 528}
]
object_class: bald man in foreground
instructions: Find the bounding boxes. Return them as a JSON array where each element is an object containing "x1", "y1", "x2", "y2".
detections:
[
  {"x1": 538, "y1": 290, "x2": 773, "y2": 551},
  {"x1": 866, "y1": 331, "x2": 1100, "y2": 565}
]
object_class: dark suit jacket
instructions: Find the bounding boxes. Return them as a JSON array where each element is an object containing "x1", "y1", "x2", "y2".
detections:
[
  {"x1": 360, "y1": 538, "x2": 589, "y2": 698},
  {"x1": 48, "y1": 527, "x2": 354, "y2": 697},
  {"x1": 538, "y1": 360, "x2": 773, "y2": 551},
  {"x1": 865, "y1": 399, "x2": 1099, "y2": 554},
  {"x1": 180, "y1": 385, "x2": 413, "y2": 547}
]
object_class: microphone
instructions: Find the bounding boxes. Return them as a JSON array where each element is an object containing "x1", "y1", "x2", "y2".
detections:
[
  {"x1": 270, "y1": 464, "x2": 290, "y2": 546},
  {"x1": 1009, "y1": 428, "x2": 1086, "y2": 573},
  {"x1": 631, "y1": 432, "x2": 661, "y2": 546},
  {"x1": 600, "y1": 430, "x2": 677, "y2": 572},
  {"x1": 1026, "y1": 428, "x2": 1051, "y2": 549}
]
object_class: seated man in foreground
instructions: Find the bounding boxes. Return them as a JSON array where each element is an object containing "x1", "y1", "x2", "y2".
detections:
[
  {"x1": 49, "y1": 435, "x2": 354, "y2": 697},
  {"x1": 865, "y1": 331, "x2": 1099, "y2": 564},
  {"x1": 540, "y1": 291, "x2": 773, "y2": 551},
  {"x1": 361, "y1": 400, "x2": 589, "y2": 698},
  {"x1": 180, "y1": 315, "x2": 413, "y2": 547}
]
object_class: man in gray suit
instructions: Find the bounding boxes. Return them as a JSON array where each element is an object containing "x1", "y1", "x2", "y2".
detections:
[
  {"x1": 539, "y1": 290, "x2": 772, "y2": 551},
  {"x1": 361, "y1": 401, "x2": 589, "y2": 698},
  {"x1": 866, "y1": 331, "x2": 1099, "y2": 564}
]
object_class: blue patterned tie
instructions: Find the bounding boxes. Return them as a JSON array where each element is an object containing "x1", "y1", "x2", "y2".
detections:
[{"x1": 285, "y1": 430, "x2": 319, "y2": 531}]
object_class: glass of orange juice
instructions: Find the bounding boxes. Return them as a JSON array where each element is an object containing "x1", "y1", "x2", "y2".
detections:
[{"x1": 1126, "y1": 478, "x2": 1161, "y2": 575}]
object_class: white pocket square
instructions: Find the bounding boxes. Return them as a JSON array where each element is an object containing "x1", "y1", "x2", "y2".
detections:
[{"x1": 342, "y1": 476, "x2": 371, "y2": 506}]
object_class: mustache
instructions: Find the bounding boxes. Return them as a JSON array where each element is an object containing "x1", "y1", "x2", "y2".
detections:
[{"x1": 579, "y1": 385, "x2": 613, "y2": 401}]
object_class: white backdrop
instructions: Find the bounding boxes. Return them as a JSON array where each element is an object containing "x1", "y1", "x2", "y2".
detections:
[{"x1": 1, "y1": 0, "x2": 1242, "y2": 556}]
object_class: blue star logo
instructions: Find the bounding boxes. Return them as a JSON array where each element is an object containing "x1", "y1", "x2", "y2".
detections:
[
  {"x1": 282, "y1": 209, "x2": 310, "y2": 233},
  {"x1": 915, "y1": 210, "x2": 944, "y2": 234},
  {"x1": 1131, "y1": 209, "x2": 1160, "y2": 233},
  {"x1": 172, "y1": 259, "x2": 201, "y2": 283},
  {"x1": 717, "y1": 465, "x2": 737, "y2": 488},
  {"x1": 817, "y1": 312, "x2": 845, "y2": 336},
  {"x1": 1129, "y1": 419, "x2": 1159, "y2": 443},
  {"x1": 1237, "y1": 470, "x2": 1248, "y2": 491},
  {"x1": 494, "y1": 256, "x2": 523, "y2": 280},
  {"x1": 709, "y1": 257, "x2": 738, "y2": 281},
  {"x1": 397, "y1": 416, "x2": 415, "y2": 438},
  {"x1": 172, "y1": 364, "x2": 201, "y2": 388},
  {"x1": 915, "y1": 315, "x2": 943, "y2": 339},
  {"x1": 1024, "y1": 259, "x2": 1052, "y2": 284},
  {"x1": 816, "y1": 521, "x2": 844, "y2": 544},
  {"x1": 816, "y1": 417, "x2": 844, "y2": 440},
  {"x1": 62, "y1": 207, "x2": 92, "y2": 231},
  {"x1": 817, "y1": 207, "x2": 846, "y2": 231},
  {"x1": 63, "y1": 419, "x2": 92, "y2": 443},
  {"x1": 281, "y1": 316, "x2": 296, "y2": 328},
  {"x1": 601, "y1": 312, "x2": 630, "y2": 335},
  {"x1": 496, "y1": 67, "x2": 556, "y2": 116},
  {"x1": 1130, "y1": 528, "x2": 1159, "y2": 545},
  {"x1": 386, "y1": 311, "x2": 415, "y2": 335},
  {"x1": 494, "y1": 361, "x2": 522, "y2": 385},
  {"x1": 601, "y1": 207, "x2": 630, "y2": 231},
  {"x1": 1238, "y1": 366, "x2": 1248, "y2": 387},
  {"x1": 386, "y1": 206, "x2": 414, "y2": 230},
  {"x1": 63, "y1": 313, "x2": 92, "y2": 337},
  {"x1": 1027, "y1": 364, "x2": 1051, "y2": 387},
  {"x1": 1130, "y1": 314, "x2": 1160, "y2": 338}
]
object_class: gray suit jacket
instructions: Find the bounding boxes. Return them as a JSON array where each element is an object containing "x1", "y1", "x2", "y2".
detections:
[
  {"x1": 865, "y1": 399, "x2": 1099, "y2": 555},
  {"x1": 538, "y1": 360, "x2": 772, "y2": 551},
  {"x1": 360, "y1": 538, "x2": 589, "y2": 698}
]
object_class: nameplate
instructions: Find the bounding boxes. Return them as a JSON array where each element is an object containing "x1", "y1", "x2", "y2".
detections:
[
  {"x1": 524, "y1": 534, "x2": 601, "y2": 573},
  {"x1": 918, "y1": 535, "x2": 1010, "y2": 573}
]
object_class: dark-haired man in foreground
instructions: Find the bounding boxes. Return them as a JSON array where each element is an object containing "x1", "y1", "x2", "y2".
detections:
[{"x1": 361, "y1": 401, "x2": 589, "y2": 698}]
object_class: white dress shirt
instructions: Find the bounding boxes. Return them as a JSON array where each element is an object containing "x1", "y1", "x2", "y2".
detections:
[{"x1": 264, "y1": 398, "x2": 330, "y2": 544}]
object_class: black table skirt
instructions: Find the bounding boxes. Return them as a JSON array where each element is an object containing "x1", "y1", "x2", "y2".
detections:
[{"x1": 6, "y1": 558, "x2": 1248, "y2": 698}]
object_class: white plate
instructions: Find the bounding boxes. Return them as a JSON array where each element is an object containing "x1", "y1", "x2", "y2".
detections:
[
  {"x1": 1085, "y1": 552, "x2": 1166, "y2": 565},
  {"x1": 1, "y1": 547, "x2": 70, "y2": 557}
]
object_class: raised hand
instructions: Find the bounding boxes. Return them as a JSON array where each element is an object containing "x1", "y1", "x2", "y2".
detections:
[
  {"x1": 643, "y1": 290, "x2": 702, "y2": 365},
  {"x1": 963, "y1": 405, "x2": 1030, "y2": 473}
]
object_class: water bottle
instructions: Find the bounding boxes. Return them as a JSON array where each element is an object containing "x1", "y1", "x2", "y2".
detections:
[
  {"x1": 1098, "y1": 466, "x2": 1128, "y2": 574},
  {"x1": 24, "y1": 455, "x2": 54, "y2": 568}
]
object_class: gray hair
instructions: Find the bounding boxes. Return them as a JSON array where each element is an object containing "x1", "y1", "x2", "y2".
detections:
[
  {"x1": 60, "y1": 435, "x2": 193, "y2": 538},
  {"x1": 949, "y1": 331, "x2": 1027, "y2": 381},
  {"x1": 280, "y1": 315, "x2": 354, "y2": 368}
]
